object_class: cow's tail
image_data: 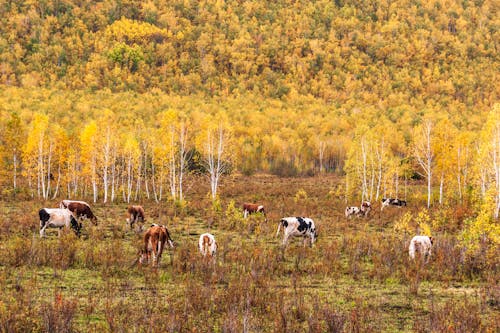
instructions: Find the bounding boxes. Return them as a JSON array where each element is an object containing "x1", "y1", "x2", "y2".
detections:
[{"x1": 203, "y1": 236, "x2": 210, "y2": 255}]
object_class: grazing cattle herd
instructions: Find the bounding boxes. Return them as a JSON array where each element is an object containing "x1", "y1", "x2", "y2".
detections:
[{"x1": 37, "y1": 197, "x2": 433, "y2": 266}]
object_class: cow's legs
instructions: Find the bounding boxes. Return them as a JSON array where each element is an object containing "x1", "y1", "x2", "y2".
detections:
[
  {"x1": 244, "y1": 210, "x2": 248, "y2": 219},
  {"x1": 282, "y1": 233, "x2": 290, "y2": 246},
  {"x1": 39, "y1": 224, "x2": 48, "y2": 238}
]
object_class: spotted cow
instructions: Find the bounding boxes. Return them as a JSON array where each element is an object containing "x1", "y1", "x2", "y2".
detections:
[
  {"x1": 345, "y1": 201, "x2": 371, "y2": 218},
  {"x1": 276, "y1": 217, "x2": 317, "y2": 247},
  {"x1": 345, "y1": 206, "x2": 361, "y2": 218},
  {"x1": 39, "y1": 208, "x2": 81, "y2": 237},
  {"x1": 139, "y1": 224, "x2": 174, "y2": 267}
]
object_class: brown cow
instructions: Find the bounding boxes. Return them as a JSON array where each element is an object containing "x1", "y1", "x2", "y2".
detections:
[
  {"x1": 59, "y1": 200, "x2": 98, "y2": 225},
  {"x1": 242, "y1": 203, "x2": 267, "y2": 222},
  {"x1": 127, "y1": 205, "x2": 145, "y2": 230},
  {"x1": 139, "y1": 224, "x2": 174, "y2": 267}
]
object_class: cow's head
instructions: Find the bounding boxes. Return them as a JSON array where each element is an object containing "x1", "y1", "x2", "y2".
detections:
[{"x1": 163, "y1": 226, "x2": 175, "y2": 248}]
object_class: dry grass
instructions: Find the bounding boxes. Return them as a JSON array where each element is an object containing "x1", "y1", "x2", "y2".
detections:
[{"x1": 0, "y1": 174, "x2": 498, "y2": 332}]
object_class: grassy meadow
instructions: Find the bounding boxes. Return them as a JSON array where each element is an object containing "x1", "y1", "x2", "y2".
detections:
[{"x1": 0, "y1": 174, "x2": 498, "y2": 332}]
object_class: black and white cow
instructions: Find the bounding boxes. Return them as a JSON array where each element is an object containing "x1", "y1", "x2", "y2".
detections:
[
  {"x1": 276, "y1": 217, "x2": 317, "y2": 247},
  {"x1": 381, "y1": 198, "x2": 407, "y2": 210},
  {"x1": 39, "y1": 208, "x2": 81, "y2": 237},
  {"x1": 345, "y1": 206, "x2": 361, "y2": 218}
]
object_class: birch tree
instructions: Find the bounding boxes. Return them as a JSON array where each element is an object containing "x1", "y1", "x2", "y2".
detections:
[
  {"x1": 22, "y1": 113, "x2": 51, "y2": 199},
  {"x1": 477, "y1": 105, "x2": 500, "y2": 218},
  {"x1": 201, "y1": 121, "x2": 232, "y2": 201},
  {"x1": 414, "y1": 119, "x2": 434, "y2": 208}
]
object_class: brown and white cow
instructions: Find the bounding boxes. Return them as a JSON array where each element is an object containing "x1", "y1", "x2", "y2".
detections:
[
  {"x1": 276, "y1": 217, "x2": 317, "y2": 247},
  {"x1": 126, "y1": 205, "x2": 145, "y2": 230},
  {"x1": 409, "y1": 235, "x2": 434, "y2": 263},
  {"x1": 198, "y1": 233, "x2": 217, "y2": 257},
  {"x1": 360, "y1": 201, "x2": 371, "y2": 216},
  {"x1": 39, "y1": 208, "x2": 81, "y2": 237},
  {"x1": 59, "y1": 200, "x2": 98, "y2": 225},
  {"x1": 139, "y1": 224, "x2": 174, "y2": 267},
  {"x1": 242, "y1": 203, "x2": 267, "y2": 222},
  {"x1": 345, "y1": 201, "x2": 371, "y2": 218}
]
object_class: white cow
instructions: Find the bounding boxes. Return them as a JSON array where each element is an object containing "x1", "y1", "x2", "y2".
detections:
[
  {"x1": 39, "y1": 208, "x2": 80, "y2": 237},
  {"x1": 276, "y1": 217, "x2": 317, "y2": 247},
  {"x1": 409, "y1": 235, "x2": 434, "y2": 262},
  {"x1": 199, "y1": 233, "x2": 217, "y2": 257}
]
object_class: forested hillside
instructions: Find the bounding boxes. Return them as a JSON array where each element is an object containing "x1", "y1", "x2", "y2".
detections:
[
  {"x1": 0, "y1": 0, "x2": 498, "y2": 211},
  {"x1": 0, "y1": 0, "x2": 497, "y2": 101}
]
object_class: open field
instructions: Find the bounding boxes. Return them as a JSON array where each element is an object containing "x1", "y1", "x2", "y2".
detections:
[{"x1": 0, "y1": 174, "x2": 498, "y2": 332}]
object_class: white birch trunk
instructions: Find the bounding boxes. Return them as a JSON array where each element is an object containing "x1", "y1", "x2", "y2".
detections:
[
  {"x1": 45, "y1": 141, "x2": 52, "y2": 200},
  {"x1": 318, "y1": 141, "x2": 326, "y2": 174},
  {"x1": 415, "y1": 120, "x2": 433, "y2": 208},
  {"x1": 169, "y1": 125, "x2": 177, "y2": 201},
  {"x1": 178, "y1": 123, "x2": 188, "y2": 202},
  {"x1": 361, "y1": 139, "x2": 368, "y2": 202},
  {"x1": 102, "y1": 128, "x2": 111, "y2": 203}
]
